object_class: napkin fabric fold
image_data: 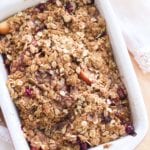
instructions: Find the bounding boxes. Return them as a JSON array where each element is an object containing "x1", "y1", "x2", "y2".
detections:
[
  {"x1": 109, "y1": 0, "x2": 150, "y2": 72},
  {"x1": 0, "y1": 0, "x2": 150, "y2": 146}
]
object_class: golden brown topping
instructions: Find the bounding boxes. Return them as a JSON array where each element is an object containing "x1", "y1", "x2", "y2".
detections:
[{"x1": 62, "y1": 14, "x2": 72, "y2": 23}]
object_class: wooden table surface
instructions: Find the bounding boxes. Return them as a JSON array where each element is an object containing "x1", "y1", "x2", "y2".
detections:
[
  {"x1": 0, "y1": 55, "x2": 149, "y2": 150},
  {"x1": 130, "y1": 55, "x2": 150, "y2": 150}
]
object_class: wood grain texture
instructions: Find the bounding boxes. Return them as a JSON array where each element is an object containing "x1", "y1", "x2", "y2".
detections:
[
  {"x1": 0, "y1": 55, "x2": 149, "y2": 150},
  {"x1": 130, "y1": 55, "x2": 150, "y2": 150}
]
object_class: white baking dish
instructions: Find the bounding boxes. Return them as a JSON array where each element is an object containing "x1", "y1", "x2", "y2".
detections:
[{"x1": 0, "y1": 0, "x2": 148, "y2": 150}]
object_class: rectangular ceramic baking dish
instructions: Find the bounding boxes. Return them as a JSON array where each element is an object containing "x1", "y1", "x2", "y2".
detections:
[{"x1": 0, "y1": 0, "x2": 148, "y2": 150}]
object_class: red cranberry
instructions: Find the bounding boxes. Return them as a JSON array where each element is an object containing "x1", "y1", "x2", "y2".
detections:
[
  {"x1": 115, "y1": 112, "x2": 126, "y2": 124},
  {"x1": 47, "y1": 0, "x2": 56, "y2": 3},
  {"x1": 80, "y1": 143, "x2": 88, "y2": 150},
  {"x1": 31, "y1": 147, "x2": 39, "y2": 150},
  {"x1": 117, "y1": 87, "x2": 127, "y2": 100},
  {"x1": 77, "y1": 137, "x2": 90, "y2": 150},
  {"x1": 25, "y1": 87, "x2": 33, "y2": 97},
  {"x1": 125, "y1": 124, "x2": 136, "y2": 136},
  {"x1": 110, "y1": 101, "x2": 116, "y2": 106},
  {"x1": 65, "y1": 2, "x2": 76, "y2": 14},
  {"x1": 110, "y1": 98, "x2": 119, "y2": 106},
  {"x1": 36, "y1": 3, "x2": 46, "y2": 12},
  {"x1": 101, "y1": 113, "x2": 111, "y2": 124},
  {"x1": 35, "y1": 24, "x2": 47, "y2": 33}
]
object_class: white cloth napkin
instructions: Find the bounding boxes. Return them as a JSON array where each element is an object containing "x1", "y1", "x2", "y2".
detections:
[
  {"x1": 0, "y1": 0, "x2": 150, "y2": 146},
  {"x1": 109, "y1": 0, "x2": 150, "y2": 72},
  {"x1": 0, "y1": 125, "x2": 12, "y2": 144}
]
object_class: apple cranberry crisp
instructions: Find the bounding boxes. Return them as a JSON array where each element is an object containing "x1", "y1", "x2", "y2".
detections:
[{"x1": 0, "y1": 0, "x2": 136, "y2": 150}]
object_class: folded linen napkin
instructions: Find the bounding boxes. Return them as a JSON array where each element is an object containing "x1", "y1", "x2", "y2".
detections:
[
  {"x1": 0, "y1": 0, "x2": 150, "y2": 146},
  {"x1": 109, "y1": 0, "x2": 150, "y2": 72}
]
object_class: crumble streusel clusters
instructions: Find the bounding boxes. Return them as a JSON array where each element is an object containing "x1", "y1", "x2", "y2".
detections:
[{"x1": 0, "y1": 0, "x2": 136, "y2": 149}]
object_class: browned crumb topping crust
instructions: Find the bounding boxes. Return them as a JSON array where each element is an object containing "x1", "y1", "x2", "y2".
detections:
[{"x1": 0, "y1": 0, "x2": 135, "y2": 150}]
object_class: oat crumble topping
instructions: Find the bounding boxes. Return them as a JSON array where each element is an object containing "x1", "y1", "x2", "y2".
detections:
[{"x1": 0, "y1": 0, "x2": 135, "y2": 150}]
